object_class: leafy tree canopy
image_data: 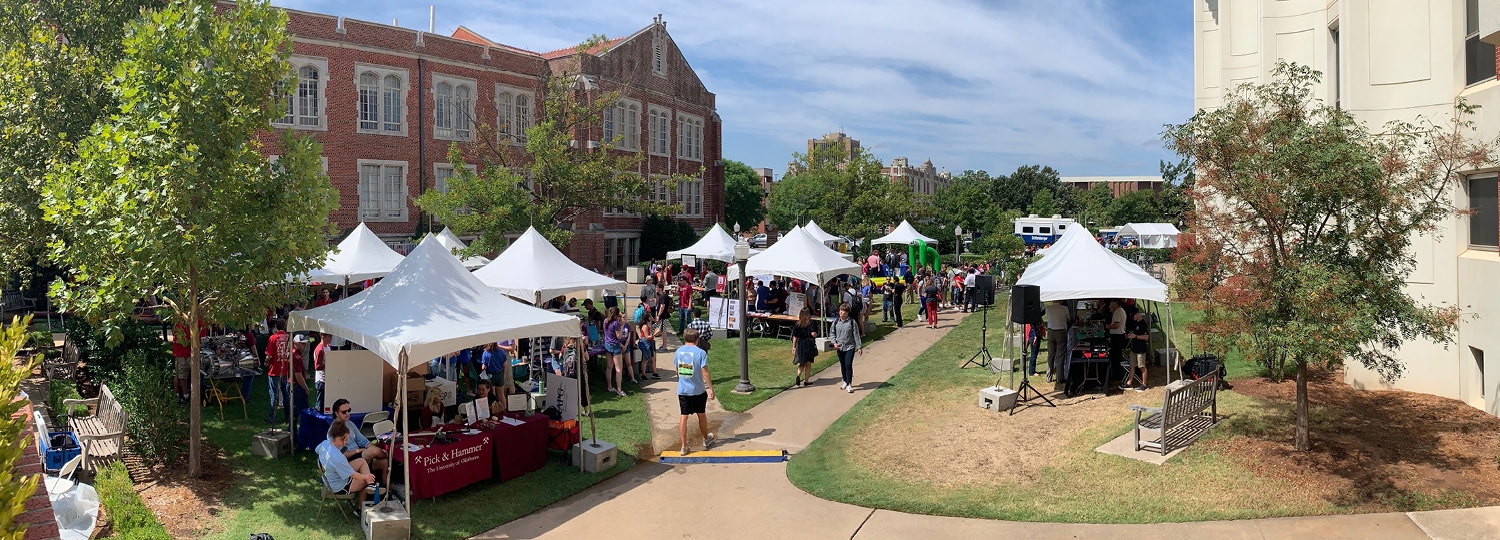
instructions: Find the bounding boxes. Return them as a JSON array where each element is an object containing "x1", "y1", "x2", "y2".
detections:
[
  {"x1": 1164, "y1": 61, "x2": 1496, "y2": 451},
  {"x1": 723, "y1": 159, "x2": 765, "y2": 232},
  {"x1": 766, "y1": 144, "x2": 919, "y2": 240}
]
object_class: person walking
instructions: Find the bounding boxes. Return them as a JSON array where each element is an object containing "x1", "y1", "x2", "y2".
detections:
[
  {"x1": 890, "y1": 277, "x2": 907, "y2": 326},
  {"x1": 791, "y1": 308, "x2": 818, "y2": 387},
  {"x1": 637, "y1": 309, "x2": 661, "y2": 380},
  {"x1": 880, "y1": 280, "x2": 894, "y2": 322},
  {"x1": 830, "y1": 304, "x2": 864, "y2": 393},
  {"x1": 674, "y1": 328, "x2": 715, "y2": 455}
]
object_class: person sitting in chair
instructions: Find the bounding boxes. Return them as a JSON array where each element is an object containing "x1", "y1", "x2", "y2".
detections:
[
  {"x1": 318, "y1": 421, "x2": 377, "y2": 514},
  {"x1": 328, "y1": 398, "x2": 388, "y2": 479}
]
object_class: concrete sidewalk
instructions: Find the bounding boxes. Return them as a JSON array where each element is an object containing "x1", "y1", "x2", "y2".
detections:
[{"x1": 475, "y1": 305, "x2": 1500, "y2": 540}]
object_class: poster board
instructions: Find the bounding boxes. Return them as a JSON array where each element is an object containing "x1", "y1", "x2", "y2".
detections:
[
  {"x1": 707, "y1": 297, "x2": 742, "y2": 330},
  {"x1": 544, "y1": 373, "x2": 580, "y2": 420},
  {"x1": 324, "y1": 349, "x2": 385, "y2": 414},
  {"x1": 786, "y1": 292, "x2": 806, "y2": 315}
]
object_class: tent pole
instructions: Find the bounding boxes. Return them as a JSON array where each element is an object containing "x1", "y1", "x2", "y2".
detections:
[
  {"x1": 1164, "y1": 296, "x2": 1176, "y2": 383},
  {"x1": 576, "y1": 339, "x2": 591, "y2": 474},
  {"x1": 399, "y1": 349, "x2": 412, "y2": 515}
]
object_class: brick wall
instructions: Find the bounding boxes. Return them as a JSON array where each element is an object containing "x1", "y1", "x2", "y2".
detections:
[
  {"x1": 14, "y1": 400, "x2": 59, "y2": 540},
  {"x1": 249, "y1": 6, "x2": 724, "y2": 272}
]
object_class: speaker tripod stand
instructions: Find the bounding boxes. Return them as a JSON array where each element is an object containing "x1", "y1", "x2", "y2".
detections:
[
  {"x1": 960, "y1": 304, "x2": 993, "y2": 369},
  {"x1": 1002, "y1": 313, "x2": 1055, "y2": 416}
]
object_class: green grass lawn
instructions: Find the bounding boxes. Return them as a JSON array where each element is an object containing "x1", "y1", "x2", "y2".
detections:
[
  {"x1": 197, "y1": 369, "x2": 649, "y2": 540},
  {"x1": 703, "y1": 299, "x2": 910, "y2": 412},
  {"x1": 787, "y1": 308, "x2": 1356, "y2": 523}
]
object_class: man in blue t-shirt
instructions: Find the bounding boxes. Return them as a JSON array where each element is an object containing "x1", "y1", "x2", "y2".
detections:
[{"x1": 674, "y1": 328, "x2": 715, "y2": 455}]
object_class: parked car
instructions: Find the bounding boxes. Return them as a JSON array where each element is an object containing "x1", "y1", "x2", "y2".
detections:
[{"x1": 749, "y1": 233, "x2": 770, "y2": 247}]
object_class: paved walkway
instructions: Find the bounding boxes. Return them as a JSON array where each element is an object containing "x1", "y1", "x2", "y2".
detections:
[{"x1": 475, "y1": 304, "x2": 1500, "y2": 540}]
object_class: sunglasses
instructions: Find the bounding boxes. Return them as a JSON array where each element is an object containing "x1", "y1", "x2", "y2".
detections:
[{"x1": 337, "y1": 409, "x2": 351, "y2": 414}]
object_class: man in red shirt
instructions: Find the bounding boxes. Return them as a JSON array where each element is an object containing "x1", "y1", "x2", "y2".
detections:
[
  {"x1": 265, "y1": 319, "x2": 307, "y2": 424},
  {"x1": 677, "y1": 277, "x2": 693, "y2": 337}
]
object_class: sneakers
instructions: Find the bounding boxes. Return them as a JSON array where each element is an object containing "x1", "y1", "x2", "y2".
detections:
[
  {"x1": 1136, "y1": 386, "x2": 1148, "y2": 393},
  {"x1": 839, "y1": 382, "x2": 848, "y2": 390},
  {"x1": 846, "y1": 385, "x2": 854, "y2": 393},
  {"x1": 704, "y1": 433, "x2": 716, "y2": 449},
  {"x1": 679, "y1": 446, "x2": 689, "y2": 456}
]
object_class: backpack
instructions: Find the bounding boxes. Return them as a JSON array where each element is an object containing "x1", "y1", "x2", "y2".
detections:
[{"x1": 846, "y1": 290, "x2": 863, "y2": 316}]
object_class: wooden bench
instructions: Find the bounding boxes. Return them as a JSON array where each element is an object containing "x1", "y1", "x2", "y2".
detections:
[
  {"x1": 0, "y1": 289, "x2": 36, "y2": 315},
  {"x1": 62, "y1": 383, "x2": 128, "y2": 470},
  {"x1": 1129, "y1": 373, "x2": 1218, "y2": 455}
]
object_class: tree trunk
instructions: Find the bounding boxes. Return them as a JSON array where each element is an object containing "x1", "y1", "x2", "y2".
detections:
[
  {"x1": 1294, "y1": 359, "x2": 1309, "y2": 451},
  {"x1": 188, "y1": 276, "x2": 202, "y2": 477}
]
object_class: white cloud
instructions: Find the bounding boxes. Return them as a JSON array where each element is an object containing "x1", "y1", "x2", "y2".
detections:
[{"x1": 274, "y1": 0, "x2": 1192, "y2": 176}]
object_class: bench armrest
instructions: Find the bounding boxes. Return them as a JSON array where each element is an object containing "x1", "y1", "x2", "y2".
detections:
[
  {"x1": 77, "y1": 430, "x2": 125, "y2": 442},
  {"x1": 61, "y1": 397, "x2": 100, "y2": 407},
  {"x1": 1129, "y1": 405, "x2": 1162, "y2": 415}
]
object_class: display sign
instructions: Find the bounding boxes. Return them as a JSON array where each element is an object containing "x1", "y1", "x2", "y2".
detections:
[
  {"x1": 787, "y1": 292, "x2": 806, "y2": 315},
  {"x1": 682, "y1": 255, "x2": 697, "y2": 267},
  {"x1": 707, "y1": 297, "x2": 742, "y2": 331},
  {"x1": 544, "y1": 373, "x2": 580, "y2": 420}
]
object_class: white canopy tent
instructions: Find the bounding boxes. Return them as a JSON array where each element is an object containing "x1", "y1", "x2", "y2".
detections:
[
  {"x1": 666, "y1": 223, "x2": 760, "y2": 263},
  {"x1": 802, "y1": 220, "x2": 840, "y2": 244},
  {"x1": 301, "y1": 222, "x2": 405, "y2": 284},
  {"x1": 435, "y1": 227, "x2": 492, "y2": 269},
  {"x1": 870, "y1": 220, "x2": 938, "y2": 245},
  {"x1": 728, "y1": 227, "x2": 861, "y2": 285},
  {"x1": 1017, "y1": 224, "x2": 1180, "y2": 380},
  {"x1": 471, "y1": 226, "x2": 626, "y2": 305},
  {"x1": 1018, "y1": 225, "x2": 1166, "y2": 302},
  {"x1": 1118, "y1": 223, "x2": 1180, "y2": 249},
  {"x1": 288, "y1": 236, "x2": 587, "y2": 508}
]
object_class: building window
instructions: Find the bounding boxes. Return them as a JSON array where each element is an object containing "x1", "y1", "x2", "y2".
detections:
[
  {"x1": 603, "y1": 99, "x2": 641, "y2": 150},
  {"x1": 433, "y1": 163, "x2": 477, "y2": 193},
  {"x1": 675, "y1": 176, "x2": 703, "y2": 218},
  {"x1": 605, "y1": 236, "x2": 640, "y2": 275},
  {"x1": 676, "y1": 113, "x2": 703, "y2": 160},
  {"x1": 1470, "y1": 174, "x2": 1498, "y2": 249},
  {"x1": 274, "y1": 57, "x2": 327, "y2": 129},
  {"x1": 358, "y1": 160, "x2": 408, "y2": 222},
  {"x1": 434, "y1": 75, "x2": 476, "y2": 141},
  {"x1": 1467, "y1": 0, "x2": 1497, "y2": 86},
  {"x1": 356, "y1": 66, "x2": 406, "y2": 135},
  {"x1": 496, "y1": 85, "x2": 533, "y2": 145},
  {"x1": 648, "y1": 106, "x2": 670, "y2": 156}
]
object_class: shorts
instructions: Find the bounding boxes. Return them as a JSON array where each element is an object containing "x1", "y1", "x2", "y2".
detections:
[
  {"x1": 1131, "y1": 351, "x2": 1150, "y2": 368},
  {"x1": 637, "y1": 339, "x2": 655, "y2": 357},
  {"x1": 603, "y1": 342, "x2": 623, "y2": 355},
  {"x1": 334, "y1": 479, "x2": 351, "y2": 494},
  {"x1": 175, "y1": 356, "x2": 190, "y2": 379},
  {"x1": 678, "y1": 392, "x2": 708, "y2": 415}
]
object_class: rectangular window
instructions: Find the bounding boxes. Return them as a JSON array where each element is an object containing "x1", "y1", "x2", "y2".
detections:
[
  {"x1": 1021, "y1": 226, "x2": 1034, "y2": 233},
  {"x1": 274, "y1": 57, "x2": 327, "y2": 130},
  {"x1": 676, "y1": 113, "x2": 704, "y2": 160},
  {"x1": 495, "y1": 85, "x2": 533, "y2": 145},
  {"x1": 1469, "y1": 174, "x2": 1498, "y2": 249},
  {"x1": 434, "y1": 74, "x2": 477, "y2": 141},
  {"x1": 1467, "y1": 0, "x2": 1497, "y2": 85},
  {"x1": 356, "y1": 65, "x2": 407, "y2": 135},
  {"x1": 1330, "y1": 26, "x2": 1341, "y2": 109},
  {"x1": 358, "y1": 161, "x2": 408, "y2": 222}
]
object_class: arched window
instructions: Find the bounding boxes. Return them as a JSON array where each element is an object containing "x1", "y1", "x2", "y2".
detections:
[
  {"x1": 496, "y1": 91, "x2": 513, "y2": 140},
  {"x1": 454, "y1": 85, "x2": 472, "y2": 140},
  {"x1": 514, "y1": 94, "x2": 529, "y2": 144},
  {"x1": 382, "y1": 74, "x2": 402, "y2": 132},
  {"x1": 603, "y1": 103, "x2": 616, "y2": 144},
  {"x1": 358, "y1": 72, "x2": 379, "y2": 131},
  {"x1": 296, "y1": 65, "x2": 320, "y2": 126},
  {"x1": 435, "y1": 82, "x2": 453, "y2": 138},
  {"x1": 626, "y1": 104, "x2": 639, "y2": 149}
]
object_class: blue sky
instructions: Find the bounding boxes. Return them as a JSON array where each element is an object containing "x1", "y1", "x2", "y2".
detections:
[{"x1": 272, "y1": 0, "x2": 1193, "y2": 179}]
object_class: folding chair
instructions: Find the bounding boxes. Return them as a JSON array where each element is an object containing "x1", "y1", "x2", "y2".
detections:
[
  {"x1": 47, "y1": 455, "x2": 83, "y2": 495},
  {"x1": 317, "y1": 461, "x2": 358, "y2": 523},
  {"x1": 359, "y1": 411, "x2": 390, "y2": 439}
]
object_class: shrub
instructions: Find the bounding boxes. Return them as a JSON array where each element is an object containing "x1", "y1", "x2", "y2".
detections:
[
  {"x1": 114, "y1": 349, "x2": 186, "y2": 467},
  {"x1": 48, "y1": 379, "x2": 89, "y2": 419},
  {"x1": 64, "y1": 316, "x2": 170, "y2": 387},
  {"x1": 95, "y1": 461, "x2": 170, "y2": 540},
  {"x1": 0, "y1": 315, "x2": 41, "y2": 539},
  {"x1": 27, "y1": 330, "x2": 52, "y2": 350}
]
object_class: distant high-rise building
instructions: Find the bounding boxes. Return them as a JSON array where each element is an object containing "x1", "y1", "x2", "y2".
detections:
[{"x1": 752, "y1": 167, "x2": 774, "y2": 234}]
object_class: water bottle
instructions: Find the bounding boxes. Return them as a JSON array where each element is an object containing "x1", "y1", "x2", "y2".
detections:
[{"x1": 373, "y1": 483, "x2": 381, "y2": 504}]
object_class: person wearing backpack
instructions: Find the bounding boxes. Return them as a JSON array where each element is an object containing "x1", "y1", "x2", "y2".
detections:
[
  {"x1": 842, "y1": 280, "x2": 865, "y2": 336},
  {"x1": 831, "y1": 304, "x2": 864, "y2": 393}
]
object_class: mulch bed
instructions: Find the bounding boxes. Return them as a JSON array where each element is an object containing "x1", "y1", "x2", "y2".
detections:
[
  {"x1": 118, "y1": 444, "x2": 236, "y2": 539},
  {"x1": 1203, "y1": 367, "x2": 1500, "y2": 511}
]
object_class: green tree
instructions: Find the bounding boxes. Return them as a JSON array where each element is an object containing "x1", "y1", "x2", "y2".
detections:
[
  {"x1": 0, "y1": 0, "x2": 168, "y2": 282},
  {"x1": 768, "y1": 144, "x2": 918, "y2": 240},
  {"x1": 1074, "y1": 182, "x2": 1115, "y2": 227},
  {"x1": 991, "y1": 164, "x2": 1061, "y2": 211},
  {"x1": 40, "y1": 0, "x2": 338, "y2": 475},
  {"x1": 1156, "y1": 158, "x2": 1195, "y2": 227},
  {"x1": 417, "y1": 37, "x2": 686, "y2": 255},
  {"x1": 1164, "y1": 61, "x2": 1496, "y2": 451},
  {"x1": 1027, "y1": 189, "x2": 1059, "y2": 217},
  {"x1": 723, "y1": 159, "x2": 766, "y2": 232},
  {"x1": 931, "y1": 172, "x2": 999, "y2": 235},
  {"x1": 1105, "y1": 189, "x2": 1160, "y2": 226}
]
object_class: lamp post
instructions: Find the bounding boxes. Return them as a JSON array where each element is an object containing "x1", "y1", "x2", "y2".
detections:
[
  {"x1": 954, "y1": 225, "x2": 963, "y2": 265},
  {"x1": 733, "y1": 223, "x2": 755, "y2": 394}
]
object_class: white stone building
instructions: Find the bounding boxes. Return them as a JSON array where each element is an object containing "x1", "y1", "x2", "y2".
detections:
[{"x1": 1195, "y1": 0, "x2": 1500, "y2": 414}]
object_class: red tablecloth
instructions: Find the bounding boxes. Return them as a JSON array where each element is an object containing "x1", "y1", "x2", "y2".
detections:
[
  {"x1": 384, "y1": 427, "x2": 494, "y2": 499},
  {"x1": 475, "y1": 414, "x2": 549, "y2": 482}
]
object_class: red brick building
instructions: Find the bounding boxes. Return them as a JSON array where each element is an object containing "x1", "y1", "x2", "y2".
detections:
[{"x1": 257, "y1": 6, "x2": 723, "y2": 276}]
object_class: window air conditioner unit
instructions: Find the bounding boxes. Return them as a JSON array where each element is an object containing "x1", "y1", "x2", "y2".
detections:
[{"x1": 589, "y1": 223, "x2": 605, "y2": 231}]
